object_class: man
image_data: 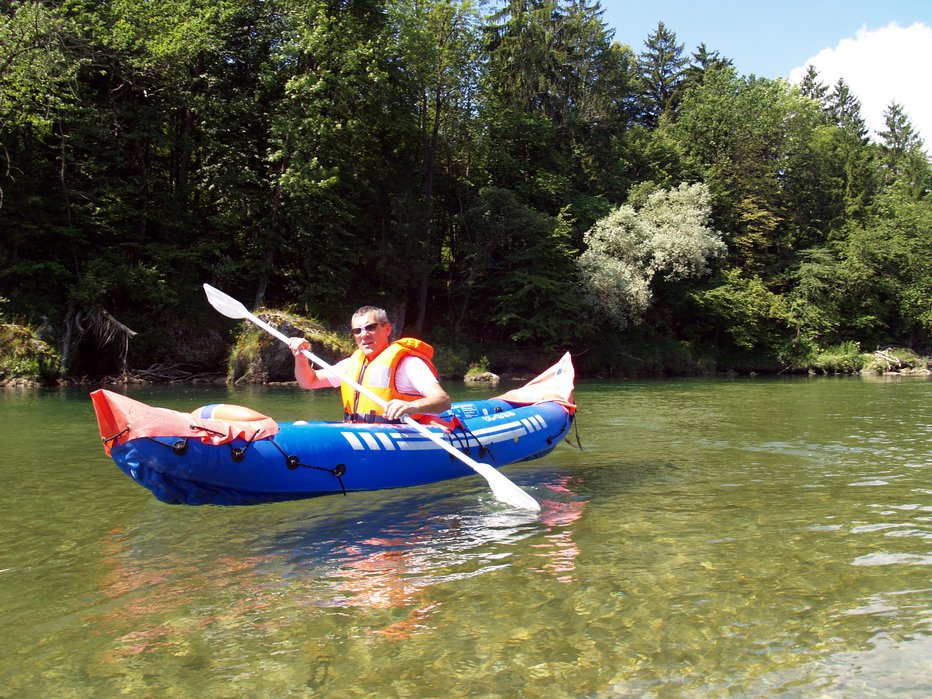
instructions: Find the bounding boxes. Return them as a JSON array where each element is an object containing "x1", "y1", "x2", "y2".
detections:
[{"x1": 288, "y1": 306, "x2": 451, "y2": 423}]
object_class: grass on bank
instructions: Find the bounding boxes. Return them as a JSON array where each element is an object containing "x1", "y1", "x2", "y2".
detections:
[
  {"x1": 0, "y1": 322, "x2": 61, "y2": 384},
  {"x1": 809, "y1": 342, "x2": 929, "y2": 375}
]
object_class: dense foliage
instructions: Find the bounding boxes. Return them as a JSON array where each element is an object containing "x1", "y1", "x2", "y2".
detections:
[{"x1": 2, "y1": 0, "x2": 930, "y2": 376}]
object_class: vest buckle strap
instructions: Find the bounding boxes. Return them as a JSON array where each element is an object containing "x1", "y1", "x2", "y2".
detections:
[{"x1": 344, "y1": 410, "x2": 401, "y2": 425}]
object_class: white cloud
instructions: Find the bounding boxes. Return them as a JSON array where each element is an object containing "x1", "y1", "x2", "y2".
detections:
[{"x1": 789, "y1": 22, "x2": 932, "y2": 150}]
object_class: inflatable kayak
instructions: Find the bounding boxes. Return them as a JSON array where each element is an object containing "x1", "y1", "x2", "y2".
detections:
[{"x1": 91, "y1": 353, "x2": 576, "y2": 506}]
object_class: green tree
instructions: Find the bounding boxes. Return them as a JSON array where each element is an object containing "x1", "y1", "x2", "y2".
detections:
[
  {"x1": 636, "y1": 21, "x2": 687, "y2": 126},
  {"x1": 193, "y1": 0, "x2": 294, "y2": 306},
  {"x1": 561, "y1": 6, "x2": 639, "y2": 226},
  {"x1": 482, "y1": 0, "x2": 574, "y2": 212},
  {"x1": 786, "y1": 247, "x2": 843, "y2": 345},
  {"x1": 0, "y1": 1, "x2": 77, "y2": 308},
  {"x1": 481, "y1": 0, "x2": 629, "y2": 219},
  {"x1": 835, "y1": 186, "x2": 932, "y2": 347},
  {"x1": 458, "y1": 187, "x2": 582, "y2": 347},
  {"x1": 877, "y1": 101, "x2": 929, "y2": 197},
  {"x1": 462, "y1": 0, "x2": 623, "y2": 345},
  {"x1": 825, "y1": 78, "x2": 877, "y2": 220},
  {"x1": 693, "y1": 268, "x2": 794, "y2": 359},
  {"x1": 390, "y1": 0, "x2": 483, "y2": 333},
  {"x1": 269, "y1": 0, "x2": 419, "y2": 317},
  {"x1": 679, "y1": 43, "x2": 732, "y2": 94},
  {"x1": 780, "y1": 101, "x2": 848, "y2": 246},
  {"x1": 0, "y1": 1, "x2": 75, "y2": 136},
  {"x1": 672, "y1": 67, "x2": 800, "y2": 274},
  {"x1": 797, "y1": 64, "x2": 827, "y2": 102},
  {"x1": 2, "y1": 0, "x2": 291, "y2": 370}
]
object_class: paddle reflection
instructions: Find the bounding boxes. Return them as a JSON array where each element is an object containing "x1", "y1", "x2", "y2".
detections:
[{"x1": 280, "y1": 475, "x2": 588, "y2": 634}]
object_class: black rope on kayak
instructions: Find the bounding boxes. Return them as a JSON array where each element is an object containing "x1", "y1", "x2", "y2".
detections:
[
  {"x1": 229, "y1": 427, "x2": 262, "y2": 463},
  {"x1": 268, "y1": 438, "x2": 289, "y2": 459},
  {"x1": 465, "y1": 424, "x2": 493, "y2": 460},
  {"x1": 101, "y1": 426, "x2": 130, "y2": 447},
  {"x1": 286, "y1": 456, "x2": 348, "y2": 486},
  {"x1": 446, "y1": 428, "x2": 468, "y2": 453},
  {"x1": 541, "y1": 413, "x2": 581, "y2": 450},
  {"x1": 563, "y1": 413, "x2": 583, "y2": 451},
  {"x1": 332, "y1": 464, "x2": 347, "y2": 494},
  {"x1": 295, "y1": 462, "x2": 347, "y2": 494},
  {"x1": 288, "y1": 458, "x2": 348, "y2": 495},
  {"x1": 189, "y1": 424, "x2": 225, "y2": 437},
  {"x1": 446, "y1": 424, "x2": 493, "y2": 462},
  {"x1": 269, "y1": 439, "x2": 348, "y2": 495},
  {"x1": 145, "y1": 436, "x2": 189, "y2": 456}
]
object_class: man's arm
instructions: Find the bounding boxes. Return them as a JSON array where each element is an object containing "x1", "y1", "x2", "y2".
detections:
[
  {"x1": 384, "y1": 381, "x2": 451, "y2": 420},
  {"x1": 289, "y1": 337, "x2": 342, "y2": 389},
  {"x1": 383, "y1": 356, "x2": 451, "y2": 420}
]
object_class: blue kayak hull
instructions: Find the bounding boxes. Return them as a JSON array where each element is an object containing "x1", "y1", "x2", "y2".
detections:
[{"x1": 107, "y1": 398, "x2": 574, "y2": 505}]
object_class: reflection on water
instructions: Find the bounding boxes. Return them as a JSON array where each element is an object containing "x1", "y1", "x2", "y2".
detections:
[
  {"x1": 0, "y1": 378, "x2": 929, "y2": 696},
  {"x1": 87, "y1": 474, "x2": 588, "y2": 658}
]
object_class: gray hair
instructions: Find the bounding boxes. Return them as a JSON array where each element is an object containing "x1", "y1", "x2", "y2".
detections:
[{"x1": 352, "y1": 306, "x2": 389, "y2": 325}]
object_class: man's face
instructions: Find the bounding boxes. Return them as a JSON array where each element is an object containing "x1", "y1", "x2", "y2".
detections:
[{"x1": 351, "y1": 312, "x2": 392, "y2": 358}]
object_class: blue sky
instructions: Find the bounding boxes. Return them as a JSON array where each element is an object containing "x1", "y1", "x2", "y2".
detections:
[{"x1": 600, "y1": 0, "x2": 932, "y2": 145}]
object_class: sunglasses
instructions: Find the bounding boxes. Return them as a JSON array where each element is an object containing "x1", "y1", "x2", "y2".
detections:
[{"x1": 351, "y1": 322, "x2": 381, "y2": 336}]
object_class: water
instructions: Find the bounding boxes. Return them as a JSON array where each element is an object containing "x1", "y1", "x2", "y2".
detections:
[{"x1": 0, "y1": 377, "x2": 929, "y2": 697}]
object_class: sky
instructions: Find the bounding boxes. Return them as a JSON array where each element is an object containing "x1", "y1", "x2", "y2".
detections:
[{"x1": 600, "y1": 0, "x2": 932, "y2": 147}]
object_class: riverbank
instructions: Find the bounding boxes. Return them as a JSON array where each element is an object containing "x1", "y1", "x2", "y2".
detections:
[
  {"x1": 4, "y1": 352, "x2": 929, "y2": 389},
  {"x1": 2, "y1": 320, "x2": 929, "y2": 388}
]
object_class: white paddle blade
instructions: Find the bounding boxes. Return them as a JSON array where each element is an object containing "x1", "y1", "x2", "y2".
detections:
[
  {"x1": 401, "y1": 415, "x2": 540, "y2": 511},
  {"x1": 481, "y1": 466, "x2": 541, "y2": 511},
  {"x1": 203, "y1": 284, "x2": 250, "y2": 320}
]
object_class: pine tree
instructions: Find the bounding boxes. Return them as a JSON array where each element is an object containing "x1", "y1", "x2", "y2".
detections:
[
  {"x1": 825, "y1": 78, "x2": 876, "y2": 218},
  {"x1": 636, "y1": 21, "x2": 688, "y2": 126},
  {"x1": 877, "y1": 102, "x2": 924, "y2": 180},
  {"x1": 798, "y1": 65, "x2": 828, "y2": 103},
  {"x1": 827, "y1": 78, "x2": 868, "y2": 142}
]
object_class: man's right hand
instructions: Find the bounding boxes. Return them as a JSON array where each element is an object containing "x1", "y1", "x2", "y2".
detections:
[{"x1": 288, "y1": 337, "x2": 310, "y2": 357}]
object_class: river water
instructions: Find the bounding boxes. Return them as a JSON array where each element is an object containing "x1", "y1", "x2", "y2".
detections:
[{"x1": 0, "y1": 376, "x2": 929, "y2": 697}]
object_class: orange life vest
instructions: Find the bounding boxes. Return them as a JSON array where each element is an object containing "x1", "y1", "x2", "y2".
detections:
[{"x1": 341, "y1": 338, "x2": 439, "y2": 422}]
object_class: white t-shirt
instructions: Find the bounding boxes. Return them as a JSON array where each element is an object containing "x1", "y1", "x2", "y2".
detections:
[{"x1": 323, "y1": 355, "x2": 439, "y2": 396}]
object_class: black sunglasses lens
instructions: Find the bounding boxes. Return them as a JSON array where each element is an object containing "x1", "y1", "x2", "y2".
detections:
[{"x1": 352, "y1": 322, "x2": 379, "y2": 336}]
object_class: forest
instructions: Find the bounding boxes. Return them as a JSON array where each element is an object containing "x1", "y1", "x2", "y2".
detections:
[{"x1": 2, "y1": 0, "x2": 930, "y2": 380}]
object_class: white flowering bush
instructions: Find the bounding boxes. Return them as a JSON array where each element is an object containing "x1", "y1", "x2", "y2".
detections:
[{"x1": 578, "y1": 182, "x2": 726, "y2": 327}]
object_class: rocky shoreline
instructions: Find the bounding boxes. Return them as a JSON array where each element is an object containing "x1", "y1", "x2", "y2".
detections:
[{"x1": 5, "y1": 362, "x2": 930, "y2": 390}]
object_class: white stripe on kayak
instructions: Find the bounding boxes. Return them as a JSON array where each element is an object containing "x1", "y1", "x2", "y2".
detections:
[
  {"x1": 340, "y1": 418, "x2": 547, "y2": 453},
  {"x1": 375, "y1": 433, "x2": 396, "y2": 450},
  {"x1": 470, "y1": 420, "x2": 525, "y2": 437},
  {"x1": 360, "y1": 433, "x2": 381, "y2": 450},
  {"x1": 341, "y1": 432, "x2": 365, "y2": 450},
  {"x1": 393, "y1": 438, "x2": 444, "y2": 451},
  {"x1": 487, "y1": 427, "x2": 527, "y2": 443}
]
